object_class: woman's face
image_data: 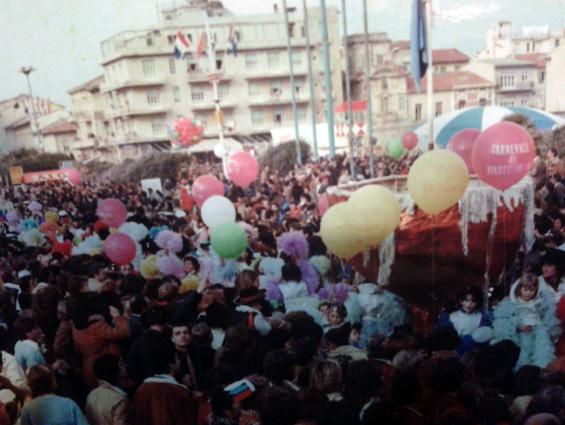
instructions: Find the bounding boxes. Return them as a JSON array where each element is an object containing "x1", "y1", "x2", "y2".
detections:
[{"x1": 542, "y1": 263, "x2": 557, "y2": 280}]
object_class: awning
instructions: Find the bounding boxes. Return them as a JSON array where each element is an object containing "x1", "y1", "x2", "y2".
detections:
[{"x1": 184, "y1": 137, "x2": 243, "y2": 154}]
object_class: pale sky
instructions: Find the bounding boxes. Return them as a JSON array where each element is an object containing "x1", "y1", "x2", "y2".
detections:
[{"x1": 1, "y1": 0, "x2": 564, "y2": 108}]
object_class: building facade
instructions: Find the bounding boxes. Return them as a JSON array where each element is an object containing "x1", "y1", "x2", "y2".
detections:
[{"x1": 90, "y1": 1, "x2": 342, "y2": 161}]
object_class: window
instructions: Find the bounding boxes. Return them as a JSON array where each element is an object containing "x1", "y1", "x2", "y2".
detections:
[
  {"x1": 521, "y1": 74, "x2": 528, "y2": 81},
  {"x1": 167, "y1": 35, "x2": 175, "y2": 44},
  {"x1": 268, "y1": 52, "x2": 280, "y2": 68},
  {"x1": 458, "y1": 99, "x2": 466, "y2": 109},
  {"x1": 288, "y1": 23, "x2": 295, "y2": 38},
  {"x1": 556, "y1": 39, "x2": 560, "y2": 47},
  {"x1": 245, "y1": 53, "x2": 258, "y2": 70},
  {"x1": 415, "y1": 103, "x2": 422, "y2": 121},
  {"x1": 251, "y1": 110, "x2": 263, "y2": 125},
  {"x1": 218, "y1": 85, "x2": 230, "y2": 100},
  {"x1": 435, "y1": 101, "x2": 442, "y2": 116},
  {"x1": 381, "y1": 78, "x2": 388, "y2": 90},
  {"x1": 142, "y1": 59, "x2": 155, "y2": 76},
  {"x1": 248, "y1": 82, "x2": 261, "y2": 97},
  {"x1": 539, "y1": 71, "x2": 546, "y2": 84},
  {"x1": 522, "y1": 98, "x2": 528, "y2": 105},
  {"x1": 295, "y1": 84, "x2": 302, "y2": 97},
  {"x1": 173, "y1": 86, "x2": 181, "y2": 102},
  {"x1": 526, "y1": 42, "x2": 530, "y2": 52},
  {"x1": 440, "y1": 66, "x2": 446, "y2": 73},
  {"x1": 188, "y1": 62, "x2": 197, "y2": 72},
  {"x1": 151, "y1": 119, "x2": 164, "y2": 134},
  {"x1": 381, "y1": 97, "x2": 388, "y2": 114},
  {"x1": 147, "y1": 90, "x2": 160, "y2": 105},
  {"x1": 375, "y1": 54, "x2": 383, "y2": 66},
  {"x1": 292, "y1": 51, "x2": 302, "y2": 67},
  {"x1": 271, "y1": 81, "x2": 282, "y2": 97},
  {"x1": 500, "y1": 75, "x2": 515, "y2": 87},
  {"x1": 398, "y1": 94, "x2": 405, "y2": 111},
  {"x1": 195, "y1": 114, "x2": 208, "y2": 127},
  {"x1": 169, "y1": 58, "x2": 176, "y2": 74},
  {"x1": 146, "y1": 37, "x2": 153, "y2": 46},
  {"x1": 216, "y1": 59, "x2": 222, "y2": 70},
  {"x1": 297, "y1": 108, "x2": 307, "y2": 122},
  {"x1": 191, "y1": 86, "x2": 204, "y2": 102},
  {"x1": 479, "y1": 98, "x2": 487, "y2": 106},
  {"x1": 273, "y1": 109, "x2": 284, "y2": 124}
]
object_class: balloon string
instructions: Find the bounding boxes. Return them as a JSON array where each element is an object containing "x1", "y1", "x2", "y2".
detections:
[{"x1": 431, "y1": 216, "x2": 436, "y2": 321}]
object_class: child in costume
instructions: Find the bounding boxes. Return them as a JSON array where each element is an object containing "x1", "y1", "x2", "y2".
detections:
[
  {"x1": 437, "y1": 285, "x2": 493, "y2": 355},
  {"x1": 491, "y1": 272, "x2": 561, "y2": 369}
]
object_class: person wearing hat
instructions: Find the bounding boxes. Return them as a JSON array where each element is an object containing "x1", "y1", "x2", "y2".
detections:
[{"x1": 233, "y1": 287, "x2": 271, "y2": 336}]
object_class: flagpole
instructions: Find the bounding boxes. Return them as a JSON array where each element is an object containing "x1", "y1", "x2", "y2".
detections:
[
  {"x1": 341, "y1": 0, "x2": 355, "y2": 179},
  {"x1": 283, "y1": 0, "x2": 302, "y2": 165},
  {"x1": 303, "y1": 0, "x2": 319, "y2": 161},
  {"x1": 320, "y1": 0, "x2": 336, "y2": 158},
  {"x1": 204, "y1": 12, "x2": 228, "y2": 176},
  {"x1": 425, "y1": 0, "x2": 434, "y2": 150},
  {"x1": 362, "y1": 0, "x2": 375, "y2": 177}
]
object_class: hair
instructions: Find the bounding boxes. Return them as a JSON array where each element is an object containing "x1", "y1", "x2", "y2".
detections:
[
  {"x1": 14, "y1": 316, "x2": 38, "y2": 341},
  {"x1": 310, "y1": 360, "x2": 342, "y2": 394},
  {"x1": 281, "y1": 263, "x2": 302, "y2": 282},
  {"x1": 27, "y1": 365, "x2": 56, "y2": 397},
  {"x1": 514, "y1": 272, "x2": 539, "y2": 299},
  {"x1": 329, "y1": 304, "x2": 347, "y2": 320},
  {"x1": 235, "y1": 270, "x2": 259, "y2": 292},
  {"x1": 457, "y1": 285, "x2": 484, "y2": 310},
  {"x1": 206, "y1": 302, "x2": 230, "y2": 329},
  {"x1": 66, "y1": 275, "x2": 88, "y2": 296},
  {"x1": 183, "y1": 256, "x2": 200, "y2": 273},
  {"x1": 190, "y1": 322, "x2": 213, "y2": 346},
  {"x1": 92, "y1": 354, "x2": 121, "y2": 385},
  {"x1": 146, "y1": 342, "x2": 176, "y2": 375}
]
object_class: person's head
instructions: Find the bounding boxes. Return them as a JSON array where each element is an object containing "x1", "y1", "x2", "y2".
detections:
[
  {"x1": 27, "y1": 365, "x2": 56, "y2": 397},
  {"x1": 542, "y1": 257, "x2": 560, "y2": 281},
  {"x1": 92, "y1": 354, "x2": 121, "y2": 385},
  {"x1": 183, "y1": 256, "x2": 200, "y2": 275},
  {"x1": 202, "y1": 284, "x2": 226, "y2": 307},
  {"x1": 14, "y1": 316, "x2": 43, "y2": 342},
  {"x1": 514, "y1": 273, "x2": 539, "y2": 302},
  {"x1": 328, "y1": 304, "x2": 347, "y2": 327},
  {"x1": 191, "y1": 322, "x2": 213, "y2": 346},
  {"x1": 524, "y1": 413, "x2": 560, "y2": 425},
  {"x1": 281, "y1": 263, "x2": 302, "y2": 282},
  {"x1": 547, "y1": 147, "x2": 558, "y2": 160},
  {"x1": 310, "y1": 360, "x2": 342, "y2": 394},
  {"x1": 349, "y1": 324, "x2": 362, "y2": 345},
  {"x1": 319, "y1": 301, "x2": 330, "y2": 318},
  {"x1": 206, "y1": 302, "x2": 230, "y2": 329},
  {"x1": 171, "y1": 323, "x2": 191, "y2": 350},
  {"x1": 457, "y1": 285, "x2": 483, "y2": 313},
  {"x1": 66, "y1": 275, "x2": 88, "y2": 296},
  {"x1": 235, "y1": 270, "x2": 259, "y2": 292}
]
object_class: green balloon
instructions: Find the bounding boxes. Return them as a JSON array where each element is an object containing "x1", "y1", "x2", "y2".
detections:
[
  {"x1": 388, "y1": 139, "x2": 405, "y2": 159},
  {"x1": 210, "y1": 222, "x2": 248, "y2": 259}
]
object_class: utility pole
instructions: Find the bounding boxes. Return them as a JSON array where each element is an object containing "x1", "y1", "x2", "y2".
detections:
[
  {"x1": 320, "y1": 0, "x2": 336, "y2": 158},
  {"x1": 341, "y1": 0, "x2": 356, "y2": 180},
  {"x1": 283, "y1": 0, "x2": 302, "y2": 165},
  {"x1": 362, "y1": 0, "x2": 375, "y2": 177},
  {"x1": 303, "y1": 0, "x2": 319, "y2": 161},
  {"x1": 19, "y1": 67, "x2": 44, "y2": 152}
]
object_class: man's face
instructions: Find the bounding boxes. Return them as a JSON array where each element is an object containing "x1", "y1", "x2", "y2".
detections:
[{"x1": 171, "y1": 326, "x2": 191, "y2": 349}]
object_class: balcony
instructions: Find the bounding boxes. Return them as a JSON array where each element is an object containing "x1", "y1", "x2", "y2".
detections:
[
  {"x1": 111, "y1": 132, "x2": 170, "y2": 146},
  {"x1": 190, "y1": 100, "x2": 236, "y2": 111},
  {"x1": 245, "y1": 68, "x2": 308, "y2": 80},
  {"x1": 101, "y1": 78, "x2": 166, "y2": 93},
  {"x1": 107, "y1": 105, "x2": 170, "y2": 118},
  {"x1": 248, "y1": 95, "x2": 310, "y2": 107},
  {"x1": 187, "y1": 71, "x2": 233, "y2": 84},
  {"x1": 497, "y1": 81, "x2": 535, "y2": 92}
]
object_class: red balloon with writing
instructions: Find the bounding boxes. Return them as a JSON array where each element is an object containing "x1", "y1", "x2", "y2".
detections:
[{"x1": 471, "y1": 122, "x2": 535, "y2": 190}]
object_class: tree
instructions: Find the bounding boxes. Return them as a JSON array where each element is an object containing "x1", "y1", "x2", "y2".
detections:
[
  {"x1": 259, "y1": 141, "x2": 311, "y2": 176},
  {"x1": 502, "y1": 113, "x2": 544, "y2": 146},
  {"x1": 0, "y1": 148, "x2": 73, "y2": 175}
]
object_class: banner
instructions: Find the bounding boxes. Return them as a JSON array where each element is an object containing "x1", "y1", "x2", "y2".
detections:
[
  {"x1": 22, "y1": 168, "x2": 81, "y2": 185},
  {"x1": 9, "y1": 166, "x2": 24, "y2": 185}
]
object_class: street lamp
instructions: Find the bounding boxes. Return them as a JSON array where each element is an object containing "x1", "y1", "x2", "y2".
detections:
[{"x1": 19, "y1": 66, "x2": 44, "y2": 151}]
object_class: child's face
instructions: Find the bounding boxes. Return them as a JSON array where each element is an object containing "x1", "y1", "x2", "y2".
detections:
[
  {"x1": 460, "y1": 294, "x2": 478, "y2": 314},
  {"x1": 319, "y1": 304, "x2": 329, "y2": 318},
  {"x1": 520, "y1": 284, "x2": 537, "y2": 302},
  {"x1": 349, "y1": 328, "x2": 360, "y2": 344},
  {"x1": 329, "y1": 309, "x2": 344, "y2": 326}
]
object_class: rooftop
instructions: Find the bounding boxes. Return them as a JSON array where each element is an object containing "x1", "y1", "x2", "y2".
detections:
[
  {"x1": 42, "y1": 120, "x2": 77, "y2": 135},
  {"x1": 68, "y1": 75, "x2": 105, "y2": 95},
  {"x1": 432, "y1": 48, "x2": 470, "y2": 64},
  {"x1": 515, "y1": 53, "x2": 548, "y2": 69},
  {"x1": 408, "y1": 71, "x2": 494, "y2": 94}
]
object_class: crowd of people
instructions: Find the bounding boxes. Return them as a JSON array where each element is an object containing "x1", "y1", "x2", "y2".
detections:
[{"x1": 0, "y1": 147, "x2": 562, "y2": 425}]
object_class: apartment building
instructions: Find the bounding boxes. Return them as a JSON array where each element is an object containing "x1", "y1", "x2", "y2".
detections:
[
  {"x1": 546, "y1": 43, "x2": 565, "y2": 116},
  {"x1": 93, "y1": 1, "x2": 342, "y2": 161}
]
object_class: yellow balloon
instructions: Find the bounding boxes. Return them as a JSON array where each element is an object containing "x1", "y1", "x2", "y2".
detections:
[
  {"x1": 348, "y1": 185, "x2": 401, "y2": 247},
  {"x1": 45, "y1": 211, "x2": 59, "y2": 224},
  {"x1": 407, "y1": 150, "x2": 469, "y2": 215},
  {"x1": 320, "y1": 202, "x2": 367, "y2": 259},
  {"x1": 140, "y1": 255, "x2": 160, "y2": 280}
]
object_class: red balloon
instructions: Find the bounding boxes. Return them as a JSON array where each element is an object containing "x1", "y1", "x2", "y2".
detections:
[
  {"x1": 97, "y1": 199, "x2": 127, "y2": 228},
  {"x1": 447, "y1": 128, "x2": 481, "y2": 174},
  {"x1": 180, "y1": 188, "x2": 193, "y2": 212},
  {"x1": 471, "y1": 122, "x2": 535, "y2": 190},
  {"x1": 192, "y1": 175, "x2": 224, "y2": 208},
  {"x1": 227, "y1": 152, "x2": 260, "y2": 188},
  {"x1": 40, "y1": 221, "x2": 59, "y2": 235},
  {"x1": 105, "y1": 233, "x2": 136, "y2": 265},
  {"x1": 173, "y1": 118, "x2": 204, "y2": 148},
  {"x1": 318, "y1": 194, "x2": 330, "y2": 217},
  {"x1": 52, "y1": 240, "x2": 73, "y2": 258},
  {"x1": 402, "y1": 132, "x2": 419, "y2": 150}
]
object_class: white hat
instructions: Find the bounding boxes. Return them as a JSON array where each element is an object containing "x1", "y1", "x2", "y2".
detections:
[
  {"x1": 58, "y1": 210, "x2": 68, "y2": 217},
  {"x1": 17, "y1": 270, "x2": 31, "y2": 279}
]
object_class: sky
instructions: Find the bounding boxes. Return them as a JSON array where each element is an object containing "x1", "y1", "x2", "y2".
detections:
[{"x1": 1, "y1": 0, "x2": 564, "y2": 109}]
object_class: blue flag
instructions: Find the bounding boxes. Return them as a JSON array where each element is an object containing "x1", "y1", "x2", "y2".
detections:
[{"x1": 410, "y1": 0, "x2": 428, "y2": 92}]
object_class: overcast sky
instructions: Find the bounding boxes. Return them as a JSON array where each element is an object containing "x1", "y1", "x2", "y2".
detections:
[{"x1": 1, "y1": 0, "x2": 564, "y2": 108}]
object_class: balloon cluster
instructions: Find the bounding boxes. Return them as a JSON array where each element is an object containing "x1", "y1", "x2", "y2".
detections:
[
  {"x1": 170, "y1": 117, "x2": 204, "y2": 148},
  {"x1": 320, "y1": 185, "x2": 400, "y2": 259}
]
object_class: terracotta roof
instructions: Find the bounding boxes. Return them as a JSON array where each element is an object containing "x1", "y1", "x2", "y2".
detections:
[
  {"x1": 335, "y1": 100, "x2": 367, "y2": 113},
  {"x1": 67, "y1": 75, "x2": 104, "y2": 95},
  {"x1": 391, "y1": 40, "x2": 411, "y2": 50},
  {"x1": 42, "y1": 120, "x2": 77, "y2": 135},
  {"x1": 515, "y1": 53, "x2": 548, "y2": 69},
  {"x1": 407, "y1": 71, "x2": 494, "y2": 94},
  {"x1": 432, "y1": 48, "x2": 469, "y2": 64}
]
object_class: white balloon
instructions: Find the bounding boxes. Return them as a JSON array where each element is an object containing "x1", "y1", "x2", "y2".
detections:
[
  {"x1": 201, "y1": 195, "x2": 236, "y2": 229},
  {"x1": 213, "y1": 144, "x2": 225, "y2": 158}
]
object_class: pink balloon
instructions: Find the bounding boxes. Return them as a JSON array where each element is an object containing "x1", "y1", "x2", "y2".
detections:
[
  {"x1": 97, "y1": 198, "x2": 128, "y2": 228},
  {"x1": 64, "y1": 168, "x2": 81, "y2": 185},
  {"x1": 105, "y1": 233, "x2": 136, "y2": 265},
  {"x1": 192, "y1": 175, "x2": 224, "y2": 208},
  {"x1": 471, "y1": 122, "x2": 535, "y2": 190},
  {"x1": 173, "y1": 117, "x2": 203, "y2": 147},
  {"x1": 402, "y1": 132, "x2": 419, "y2": 150},
  {"x1": 318, "y1": 194, "x2": 330, "y2": 217},
  {"x1": 447, "y1": 128, "x2": 481, "y2": 174},
  {"x1": 227, "y1": 152, "x2": 259, "y2": 188}
]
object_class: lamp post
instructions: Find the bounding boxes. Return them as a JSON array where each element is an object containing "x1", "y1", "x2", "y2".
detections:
[{"x1": 19, "y1": 66, "x2": 44, "y2": 151}]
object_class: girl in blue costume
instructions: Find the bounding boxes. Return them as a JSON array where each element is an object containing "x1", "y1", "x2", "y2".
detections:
[
  {"x1": 491, "y1": 272, "x2": 561, "y2": 369},
  {"x1": 437, "y1": 285, "x2": 492, "y2": 355}
]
